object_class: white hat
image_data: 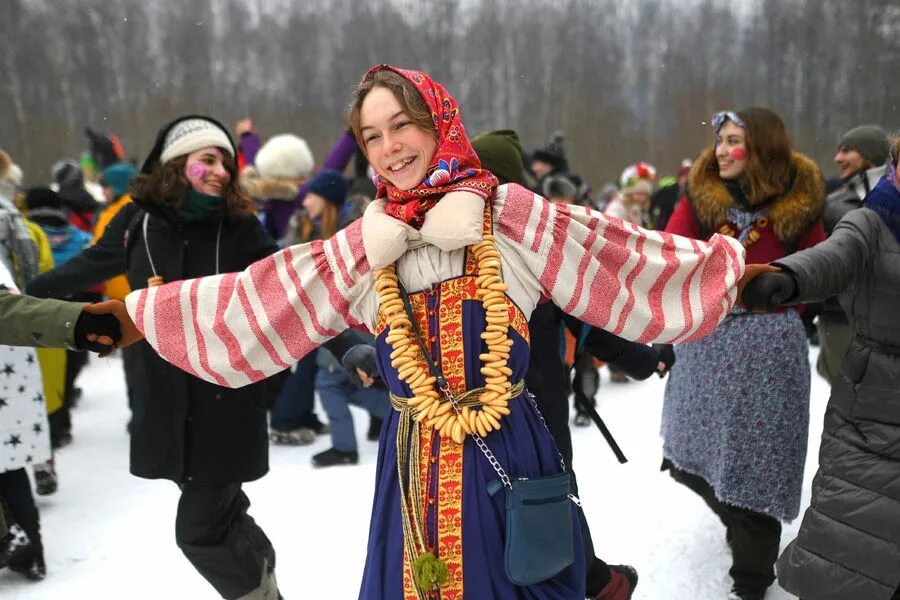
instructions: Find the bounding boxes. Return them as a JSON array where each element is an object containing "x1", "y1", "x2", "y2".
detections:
[
  {"x1": 255, "y1": 134, "x2": 314, "y2": 179},
  {"x1": 160, "y1": 118, "x2": 234, "y2": 165}
]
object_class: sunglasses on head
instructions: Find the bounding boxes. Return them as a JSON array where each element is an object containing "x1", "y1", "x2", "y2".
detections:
[{"x1": 712, "y1": 111, "x2": 746, "y2": 132}]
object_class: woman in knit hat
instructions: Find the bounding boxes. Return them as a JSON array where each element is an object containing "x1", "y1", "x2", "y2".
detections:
[
  {"x1": 604, "y1": 162, "x2": 657, "y2": 228},
  {"x1": 123, "y1": 67, "x2": 745, "y2": 598},
  {"x1": 284, "y1": 169, "x2": 352, "y2": 245},
  {"x1": 26, "y1": 115, "x2": 282, "y2": 600},
  {"x1": 285, "y1": 169, "x2": 391, "y2": 467},
  {"x1": 239, "y1": 131, "x2": 315, "y2": 241}
]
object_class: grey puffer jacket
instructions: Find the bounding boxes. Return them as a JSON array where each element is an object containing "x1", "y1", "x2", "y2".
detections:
[{"x1": 775, "y1": 208, "x2": 900, "y2": 600}]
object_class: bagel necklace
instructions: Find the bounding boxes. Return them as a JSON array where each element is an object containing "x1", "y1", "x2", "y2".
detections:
[{"x1": 375, "y1": 233, "x2": 514, "y2": 444}]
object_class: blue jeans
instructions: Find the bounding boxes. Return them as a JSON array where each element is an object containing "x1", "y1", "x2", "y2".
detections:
[
  {"x1": 316, "y1": 368, "x2": 390, "y2": 452},
  {"x1": 269, "y1": 353, "x2": 318, "y2": 431}
]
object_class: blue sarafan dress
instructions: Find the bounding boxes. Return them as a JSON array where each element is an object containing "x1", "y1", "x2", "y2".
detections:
[
  {"x1": 359, "y1": 211, "x2": 584, "y2": 599},
  {"x1": 124, "y1": 183, "x2": 745, "y2": 600}
]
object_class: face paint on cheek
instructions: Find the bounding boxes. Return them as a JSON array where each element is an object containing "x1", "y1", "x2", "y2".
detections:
[
  {"x1": 186, "y1": 163, "x2": 208, "y2": 192},
  {"x1": 730, "y1": 148, "x2": 747, "y2": 161}
]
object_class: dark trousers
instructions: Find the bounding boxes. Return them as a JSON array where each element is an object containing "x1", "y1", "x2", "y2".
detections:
[
  {"x1": 47, "y1": 348, "x2": 84, "y2": 445},
  {"x1": 668, "y1": 465, "x2": 781, "y2": 592},
  {"x1": 573, "y1": 352, "x2": 600, "y2": 416},
  {"x1": 176, "y1": 482, "x2": 275, "y2": 599},
  {"x1": 121, "y1": 344, "x2": 140, "y2": 412},
  {"x1": 0, "y1": 468, "x2": 41, "y2": 556},
  {"x1": 269, "y1": 352, "x2": 318, "y2": 431}
]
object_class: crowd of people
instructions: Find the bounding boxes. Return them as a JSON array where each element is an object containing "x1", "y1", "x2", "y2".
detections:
[{"x1": 0, "y1": 63, "x2": 896, "y2": 600}]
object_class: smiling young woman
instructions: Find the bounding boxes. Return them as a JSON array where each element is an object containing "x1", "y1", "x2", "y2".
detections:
[
  {"x1": 662, "y1": 107, "x2": 826, "y2": 600},
  {"x1": 124, "y1": 66, "x2": 747, "y2": 599},
  {"x1": 25, "y1": 115, "x2": 282, "y2": 600},
  {"x1": 131, "y1": 130, "x2": 252, "y2": 217}
]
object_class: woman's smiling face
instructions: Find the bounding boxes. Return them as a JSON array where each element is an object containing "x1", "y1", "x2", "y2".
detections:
[
  {"x1": 715, "y1": 121, "x2": 748, "y2": 180},
  {"x1": 184, "y1": 146, "x2": 230, "y2": 195},
  {"x1": 359, "y1": 86, "x2": 437, "y2": 191}
]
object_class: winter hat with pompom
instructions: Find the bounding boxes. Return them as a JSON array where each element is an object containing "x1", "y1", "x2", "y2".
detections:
[{"x1": 619, "y1": 162, "x2": 657, "y2": 196}]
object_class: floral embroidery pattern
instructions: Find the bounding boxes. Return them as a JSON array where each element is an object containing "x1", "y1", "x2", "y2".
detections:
[{"x1": 425, "y1": 158, "x2": 477, "y2": 189}]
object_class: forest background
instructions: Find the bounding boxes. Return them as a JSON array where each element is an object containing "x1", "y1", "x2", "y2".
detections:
[{"x1": 2, "y1": 0, "x2": 898, "y2": 186}]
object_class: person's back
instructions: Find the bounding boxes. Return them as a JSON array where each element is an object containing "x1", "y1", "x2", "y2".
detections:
[
  {"x1": 51, "y1": 160, "x2": 101, "y2": 233},
  {"x1": 95, "y1": 162, "x2": 138, "y2": 300},
  {"x1": 240, "y1": 131, "x2": 314, "y2": 242},
  {"x1": 23, "y1": 187, "x2": 92, "y2": 267}
]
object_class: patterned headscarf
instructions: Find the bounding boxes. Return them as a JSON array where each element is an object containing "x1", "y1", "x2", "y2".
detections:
[{"x1": 360, "y1": 65, "x2": 498, "y2": 228}]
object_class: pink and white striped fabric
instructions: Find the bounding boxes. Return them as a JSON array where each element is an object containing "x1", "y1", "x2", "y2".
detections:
[
  {"x1": 125, "y1": 183, "x2": 744, "y2": 388},
  {"x1": 494, "y1": 183, "x2": 745, "y2": 345},
  {"x1": 126, "y1": 219, "x2": 373, "y2": 388}
]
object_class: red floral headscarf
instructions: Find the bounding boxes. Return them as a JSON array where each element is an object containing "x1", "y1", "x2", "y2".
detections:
[{"x1": 359, "y1": 65, "x2": 498, "y2": 228}]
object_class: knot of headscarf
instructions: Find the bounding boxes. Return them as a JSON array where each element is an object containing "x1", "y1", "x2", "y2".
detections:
[{"x1": 361, "y1": 65, "x2": 498, "y2": 228}]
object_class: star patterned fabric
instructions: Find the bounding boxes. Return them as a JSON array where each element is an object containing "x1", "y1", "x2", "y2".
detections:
[{"x1": 0, "y1": 346, "x2": 50, "y2": 470}]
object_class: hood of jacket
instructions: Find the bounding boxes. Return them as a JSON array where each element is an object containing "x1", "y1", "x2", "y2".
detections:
[
  {"x1": 688, "y1": 147, "x2": 825, "y2": 243},
  {"x1": 241, "y1": 169, "x2": 302, "y2": 201}
]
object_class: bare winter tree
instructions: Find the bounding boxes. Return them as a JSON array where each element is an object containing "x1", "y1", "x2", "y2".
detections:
[{"x1": 0, "y1": 0, "x2": 897, "y2": 187}]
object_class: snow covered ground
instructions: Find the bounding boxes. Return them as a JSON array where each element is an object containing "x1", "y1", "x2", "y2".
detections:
[{"x1": 0, "y1": 349, "x2": 830, "y2": 599}]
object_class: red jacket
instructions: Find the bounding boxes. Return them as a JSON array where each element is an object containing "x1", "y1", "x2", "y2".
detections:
[{"x1": 666, "y1": 148, "x2": 826, "y2": 264}]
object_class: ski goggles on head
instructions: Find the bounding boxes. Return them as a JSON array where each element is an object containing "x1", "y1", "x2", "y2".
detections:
[{"x1": 712, "y1": 111, "x2": 745, "y2": 132}]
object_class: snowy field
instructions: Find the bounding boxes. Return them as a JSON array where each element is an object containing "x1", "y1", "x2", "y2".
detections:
[{"x1": 0, "y1": 349, "x2": 829, "y2": 599}]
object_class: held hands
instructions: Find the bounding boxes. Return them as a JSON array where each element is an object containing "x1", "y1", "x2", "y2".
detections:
[
  {"x1": 342, "y1": 344, "x2": 379, "y2": 388},
  {"x1": 652, "y1": 343, "x2": 676, "y2": 378},
  {"x1": 79, "y1": 300, "x2": 144, "y2": 356},
  {"x1": 739, "y1": 265, "x2": 798, "y2": 311}
]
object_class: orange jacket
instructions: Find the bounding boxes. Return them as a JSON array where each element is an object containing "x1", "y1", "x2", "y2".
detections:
[{"x1": 93, "y1": 193, "x2": 132, "y2": 300}]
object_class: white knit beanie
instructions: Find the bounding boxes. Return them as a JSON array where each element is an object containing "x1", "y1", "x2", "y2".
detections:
[{"x1": 160, "y1": 118, "x2": 233, "y2": 165}]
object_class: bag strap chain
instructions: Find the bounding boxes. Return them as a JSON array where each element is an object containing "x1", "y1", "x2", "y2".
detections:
[{"x1": 398, "y1": 279, "x2": 579, "y2": 506}]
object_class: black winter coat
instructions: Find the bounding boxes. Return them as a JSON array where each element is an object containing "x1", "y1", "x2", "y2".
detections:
[
  {"x1": 525, "y1": 302, "x2": 661, "y2": 468},
  {"x1": 27, "y1": 202, "x2": 279, "y2": 485}
]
